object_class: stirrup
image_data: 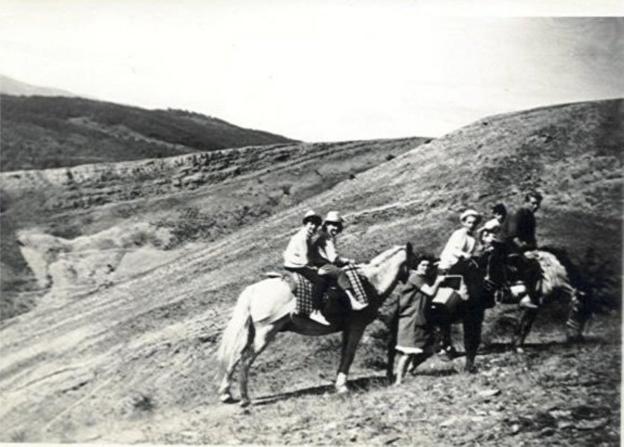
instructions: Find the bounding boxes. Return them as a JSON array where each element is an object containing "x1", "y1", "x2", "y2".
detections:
[{"x1": 309, "y1": 310, "x2": 331, "y2": 326}]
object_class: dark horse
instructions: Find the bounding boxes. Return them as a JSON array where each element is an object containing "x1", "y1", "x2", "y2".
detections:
[{"x1": 386, "y1": 249, "x2": 592, "y2": 376}]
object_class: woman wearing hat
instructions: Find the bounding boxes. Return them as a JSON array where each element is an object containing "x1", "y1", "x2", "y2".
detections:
[
  {"x1": 311, "y1": 211, "x2": 367, "y2": 311},
  {"x1": 283, "y1": 210, "x2": 330, "y2": 325}
]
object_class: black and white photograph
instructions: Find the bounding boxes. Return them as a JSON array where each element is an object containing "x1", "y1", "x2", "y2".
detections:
[{"x1": 0, "y1": 1, "x2": 622, "y2": 445}]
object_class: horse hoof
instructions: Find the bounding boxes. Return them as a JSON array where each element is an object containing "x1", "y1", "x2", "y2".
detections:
[
  {"x1": 240, "y1": 399, "x2": 251, "y2": 408},
  {"x1": 464, "y1": 365, "x2": 478, "y2": 374},
  {"x1": 219, "y1": 392, "x2": 235, "y2": 404},
  {"x1": 336, "y1": 385, "x2": 349, "y2": 395},
  {"x1": 514, "y1": 346, "x2": 525, "y2": 354}
]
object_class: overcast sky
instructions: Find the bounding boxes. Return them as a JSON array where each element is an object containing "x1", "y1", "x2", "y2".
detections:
[{"x1": 1, "y1": 1, "x2": 623, "y2": 140}]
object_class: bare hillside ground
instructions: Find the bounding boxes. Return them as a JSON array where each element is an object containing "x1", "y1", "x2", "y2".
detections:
[{"x1": 0, "y1": 99, "x2": 621, "y2": 444}]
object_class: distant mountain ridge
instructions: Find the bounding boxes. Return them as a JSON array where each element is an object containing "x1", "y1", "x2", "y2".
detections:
[
  {"x1": 0, "y1": 74, "x2": 78, "y2": 97},
  {"x1": 0, "y1": 94, "x2": 295, "y2": 171}
]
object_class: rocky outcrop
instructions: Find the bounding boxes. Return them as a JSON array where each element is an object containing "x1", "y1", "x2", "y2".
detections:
[{"x1": 17, "y1": 223, "x2": 177, "y2": 296}]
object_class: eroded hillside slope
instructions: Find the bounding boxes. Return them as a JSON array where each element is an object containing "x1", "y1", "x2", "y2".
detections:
[
  {"x1": 0, "y1": 99, "x2": 621, "y2": 444},
  {"x1": 1, "y1": 137, "x2": 427, "y2": 319}
]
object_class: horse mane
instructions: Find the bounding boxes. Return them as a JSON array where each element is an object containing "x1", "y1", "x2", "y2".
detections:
[{"x1": 365, "y1": 245, "x2": 404, "y2": 268}]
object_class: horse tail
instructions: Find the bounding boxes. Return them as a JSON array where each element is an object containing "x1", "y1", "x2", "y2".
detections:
[
  {"x1": 216, "y1": 285, "x2": 254, "y2": 383},
  {"x1": 532, "y1": 249, "x2": 593, "y2": 339}
]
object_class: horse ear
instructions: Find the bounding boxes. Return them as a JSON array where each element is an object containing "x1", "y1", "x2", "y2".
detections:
[{"x1": 406, "y1": 242, "x2": 413, "y2": 255}]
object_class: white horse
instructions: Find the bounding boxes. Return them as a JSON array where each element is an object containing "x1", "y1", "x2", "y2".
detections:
[{"x1": 216, "y1": 243, "x2": 413, "y2": 406}]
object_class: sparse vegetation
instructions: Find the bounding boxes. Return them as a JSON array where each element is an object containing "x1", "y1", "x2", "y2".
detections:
[{"x1": 0, "y1": 95, "x2": 294, "y2": 171}]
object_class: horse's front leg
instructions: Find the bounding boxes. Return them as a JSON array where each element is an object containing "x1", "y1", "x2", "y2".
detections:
[{"x1": 336, "y1": 324, "x2": 366, "y2": 394}]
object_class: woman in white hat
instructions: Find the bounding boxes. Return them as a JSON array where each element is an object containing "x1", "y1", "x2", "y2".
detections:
[
  {"x1": 311, "y1": 211, "x2": 367, "y2": 311},
  {"x1": 438, "y1": 209, "x2": 482, "y2": 274},
  {"x1": 283, "y1": 210, "x2": 330, "y2": 325}
]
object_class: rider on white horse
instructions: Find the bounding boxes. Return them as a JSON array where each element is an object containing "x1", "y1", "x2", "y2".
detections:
[
  {"x1": 311, "y1": 211, "x2": 368, "y2": 311},
  {"x1": 283, "y1": 210, "x2": 330, "y2": 326}
]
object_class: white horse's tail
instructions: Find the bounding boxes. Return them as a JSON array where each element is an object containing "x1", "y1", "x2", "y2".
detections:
[{"x1": 216, "y1": 285, "x2": 254, "y2": 383}]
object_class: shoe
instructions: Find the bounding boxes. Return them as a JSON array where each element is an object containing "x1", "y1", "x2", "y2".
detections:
[
  {"x1": 309, "y1": 310, "x2": 331, "y2": 326},
  {"x1": 346, "y1": 291, "x2": 368, "y2": 311},
  {"x1": 437, "y1": 345, "x2": 457, "y2": 361},
  {"x1": 519, "y1": 296, "x2": 539, "y2": 309}
]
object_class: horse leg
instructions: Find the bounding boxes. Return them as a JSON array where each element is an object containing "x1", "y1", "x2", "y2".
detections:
[
  {"x1": 218, "y1": 359, "x2": 240, "y2": 403},
  {"x1": 566, "y1": 290, "x2": 589, "y2": 342},
  {"x1": 386, "y1": 309, "x2": 399, "y2": 381},
  {"x1": 218, "y1": 326, "x2": 252, "y2": 402},
  {"x1": 463, "y1": 308, "x2": 483, "y2": 373},
  {"x1": 336, "y1": 324, "x2": 366, "y2": 394},
  {"x1": 512, "y1": 308, "x2": 538, "y2": 352},
  {"x1": 394, "y1": 353, "x2": 411, "y2": 385},
  {"x1": 238, "y1": 323, "x2": 279, "y2": 407}
]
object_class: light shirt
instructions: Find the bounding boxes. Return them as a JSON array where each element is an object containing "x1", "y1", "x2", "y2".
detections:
[
  {"x1": 438, "y1": 227, "x2": 477, "y2": 270},
  {"x1": 283, "y1": 227, "x2": 312, "y2": 268}
]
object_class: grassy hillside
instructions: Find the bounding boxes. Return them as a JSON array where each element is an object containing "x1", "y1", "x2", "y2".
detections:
[
  {"x1": 0, "y1": 95, "x2": 294, "y2": 171},
  {"x1": 0, "y1": 99, "x2": 621, "y2": 444},
  {"x1": 0, "y1": 136, "x2": 428, "y2": 319}
]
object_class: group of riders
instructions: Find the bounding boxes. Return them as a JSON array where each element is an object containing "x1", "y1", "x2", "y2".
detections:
[{"x1": 282, "y1": 190, "x2": 545, "y2": 327}]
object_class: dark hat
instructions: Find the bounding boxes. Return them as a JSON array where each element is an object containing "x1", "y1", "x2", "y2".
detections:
[{"x1": 302, "y1": 210, "x2": 322, "y2": 225}]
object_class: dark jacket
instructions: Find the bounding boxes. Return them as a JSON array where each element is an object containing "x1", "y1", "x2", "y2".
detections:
[{"x1": 502, "y1": 206, "x2": 537, "y2": 251}]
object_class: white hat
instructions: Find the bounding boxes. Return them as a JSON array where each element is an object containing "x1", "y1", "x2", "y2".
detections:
[
  {"x1": 460, "y1": 209, "x2": 482, "y2": 222},
  {"x1": 302, "y1": 210, "x2": 322, "y2": 225},
  {"x1": 324, "y1": 211, "x2": 344, "y2": 224}
]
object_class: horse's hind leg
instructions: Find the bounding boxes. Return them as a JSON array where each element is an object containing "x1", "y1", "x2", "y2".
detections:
[
  {"x1": 238, "y1": 324, "x2": 278, "y2": 407},
  {"x1": 218, "y1": 323, "x2": 254, "y2": 403},
  {"x1": 512, "y1": 308, "x2": 538, "y2": 352}
]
